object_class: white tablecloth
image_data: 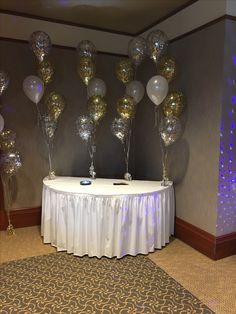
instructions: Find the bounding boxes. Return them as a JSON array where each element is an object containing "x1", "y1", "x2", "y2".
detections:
[{"x1": 41, "y1": 177, "x2": 175, "y2": 258}]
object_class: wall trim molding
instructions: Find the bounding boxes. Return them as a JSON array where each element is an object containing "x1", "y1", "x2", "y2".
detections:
[
  {"x1": 1, "y1": 1, "x2": 234, "y2": 54},
  {"x1": 0, "y1": 1, "x2": 198, "y2": 37},
  {"x1": 0, "y1": 207, "x2": 41, "y2": 231},
  {"x1": 170, "y1": 14, "x2": 236, "y2": 43},
  {"x1": 0, "y1": 12, "x2": 132, "y2": 55},
  {"x1": 170, "y1": 15, "x2": 226, "y2": 43},
  {"x1": 215, "y1": 231, "x2": 236, "y2": 260},
  {"x1": 1, "y1": 14, "x2": 235, "y2": 53},
  {"x1": 175, "y1": 217, "x2": 216, "y2": 259},
  {"x1": 0, "y1": 9, "x2": 132, "y2": 36},
  {"x1": 175, "y1": 217, "x2": 236, "y2": 260},
  {"x1": 136, "y1": 0, "x2": 199, "y2": 35},
  {"x1": 0, "y1": 36, "x2": 127, "y2": 57}
]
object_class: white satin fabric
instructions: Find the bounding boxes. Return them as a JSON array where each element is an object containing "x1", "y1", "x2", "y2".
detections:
[{"x1": 41, "y1": 177, "x2": 175, "y2": 258}]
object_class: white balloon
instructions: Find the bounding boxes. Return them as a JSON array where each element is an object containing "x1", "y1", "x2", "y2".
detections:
[
  {"x1": 87, "y1": 78, "x2": 106, "y2": 98},
  {"x1": 0, "y1": 114, "x2": 4, "y2": 133},
  {"x1": 146, "y1": 75, "x2": 168, "y2": 106},
  {"x1": 126, "y1": 80, "x2": 144, "y2": 104},
  {"x1": 23, "y1": 75, "x2": 44, "y2": 104}
]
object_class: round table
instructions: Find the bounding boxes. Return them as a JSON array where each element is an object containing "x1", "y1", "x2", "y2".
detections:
[{"x1": 41, "y1": 177, "x2": 175, "y2": 258}]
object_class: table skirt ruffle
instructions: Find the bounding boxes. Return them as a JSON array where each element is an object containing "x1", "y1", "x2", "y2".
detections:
[{"x1": 41, "y1": 184, "x2": 175, "y2": 258}]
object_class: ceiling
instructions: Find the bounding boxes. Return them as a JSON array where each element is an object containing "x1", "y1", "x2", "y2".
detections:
[{"x1": 0, "y1": 0, "x2": 195, "y2": 35}]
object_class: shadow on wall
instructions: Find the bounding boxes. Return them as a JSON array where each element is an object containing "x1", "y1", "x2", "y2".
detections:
[
  {"x1": 168, "y1": 138, "x2": 190, "y2": 185},
  {"x1": 9, "y1": 177, "x2": 17, "y2": 206},
  {"x1": 11, "y1": 172, "x2": 38, "y2": 209},
  {"x1": 1, "y1": 176, "x2": 23, "y2": 210}
]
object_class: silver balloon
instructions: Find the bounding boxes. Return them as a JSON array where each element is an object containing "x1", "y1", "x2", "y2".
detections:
[
  {"x1": 146, "y1": 30, "x2": 168, "y2": 63},
  {"x1": 111, "y1": 117, "x2": 129, "y2": 143},
  {"x1": 42, "y1": 115, "x2": 57, "y2": 140},
  {"x1": 76, "y1": 115, "x2": 95, "y2": 142},
  {"x1": 0, "y1": 151, "x2": 22, "y2": 176},
  {"x1": 146, "y1": 75, "x2": 168, "y2": 106},
  {"x1": 128, "y1": 36, "x2": 147, "y2": 66},
  {"x1": 87, "y1": 78, "x2": 106, "y2": 98},
  {"x1": 159, "y1": 116, "x2": 182, "y2": 147},
  {"x1": 77, "y1": 40, "x2": 96, "y2": 59},
  {"x1": 23, "y1": 75, "x2": 44, "y2": 104},
  {"x1": 0, "y1": 70, "x2": 10, "y2": 96},
  {"x1": 126, "y1": 80, "x2": 144, "y2": 104},
  {"x1": 29, "y1": 31, "x2": 52, "y2": 62}
]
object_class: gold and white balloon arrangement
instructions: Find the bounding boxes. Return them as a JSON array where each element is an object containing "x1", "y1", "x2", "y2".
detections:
[
  {"x1": 112, "y1": 37, "x2": 146, "y2": 180},
  {"x1": 23, "y1": 31, "x2": 66, "y2": 179},
  {"x1": 76, "y1": 40, "x2": 107, "y2": 179},
  {"x1": 146, "y1": 30, "x2": 185, "y2": 185},
  {"x1": 0, "y1": 71, "x2": 22, "y2": 235}
]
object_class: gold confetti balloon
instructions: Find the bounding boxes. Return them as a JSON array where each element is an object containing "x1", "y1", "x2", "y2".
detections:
[
  {"x1": 159, "y1": 56, "x2": 176, "y2": 82},
  {"x1": 115, "y1": 59, "x2": 134, "y2": 85},
  {"x1": 162, "y1": 91, "x2": 184, "y2": 118},
  {"x1": 0, "y1": 151, "x2": 22, "y2": 176},
  {"x1": 46, "y1": 92, "x2": 66, "y2": 121},
  {"x1": 0, "y1": 129, "x2": 16, "y2": 152},
  {"x1": 88, "y1": 95, "x2": 107, "y2": 122},
  {"x1": 78, "y1": 56, "x2": 96, "y2": 85},
  {"x1": 117, "y1": 95, "x2": 135, "y2": 119},
  {"x1": 37, "y1": 60, "x2": 54, "y2": 85}
]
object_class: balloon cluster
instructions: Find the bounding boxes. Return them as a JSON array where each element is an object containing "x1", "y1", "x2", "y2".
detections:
[
  {"x1": 0, "y1": 128, "x2": 22, "y2": 178},
  {"x1": 23, "y1": 31, "x2": 66, "y2": 179},
  {"x1": 24, "y1": 31, "x2": 66, "y2": 123},
  {"x1": 76, "y1": 40, "x2": 107, "y2": 179},
  {"x1": 0, "y1": 72, "x2": 22, "y2": 178},
  {"x1": 145, "y1": 29, "x2": 185, "y2": 183},
  {"x1": 0, "y1": 72, "x2": 22, "y2": 235},
  {"x1": 112, "y1": 37, "x2": 147, "y2": 180}
]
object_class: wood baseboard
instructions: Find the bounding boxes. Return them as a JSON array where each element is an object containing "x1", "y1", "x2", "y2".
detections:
[
  {"x1": 215, "y1": 232, "x2": 236, "y2": 260},
  {"x1": 175, "y1": 217, "x2": 236, "y2": 260},
  {"x1": 0, "y1": 177, "x2": 4, "y2": 210},
  {"x1": 175, "y1": 217, "x2": 216, "y2": 259},
  {"x1": 0, "y1": 207, "x2": 41, "y2": 231}
]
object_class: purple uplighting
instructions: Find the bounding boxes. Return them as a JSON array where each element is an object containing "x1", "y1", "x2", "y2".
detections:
[
  {"x1": 217, "y1": 95, "x2": 236, "y2": 235},
  {"x1": 233, "y1": 55, "x2": 236, "y2": 66},
  {"x1": 231, "y1": 95, "x2": 236, "y2": 104}
]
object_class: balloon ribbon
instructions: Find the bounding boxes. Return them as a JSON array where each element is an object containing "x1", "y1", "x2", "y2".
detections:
[
  {"x1": 124, "y1": 119, "x2": 132, "y2": 173},
  {"x1": 1, "y1": 175, "x2": 15, "y2": 235}
]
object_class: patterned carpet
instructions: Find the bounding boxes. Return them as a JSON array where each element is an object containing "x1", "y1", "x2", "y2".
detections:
[{"x1": 0, "y1": 252, "x2": 215, "y2": 314}]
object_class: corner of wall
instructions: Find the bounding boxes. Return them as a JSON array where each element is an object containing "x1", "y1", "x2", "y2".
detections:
[{"x1": 216, "y1": 18, "x2": 236, "y2": 236}]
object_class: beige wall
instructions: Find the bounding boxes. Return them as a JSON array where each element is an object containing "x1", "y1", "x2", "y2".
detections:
[
  {"x1": 135, "y1": 21, "x2": 226, "y2": 235},
  {"x1": 0, "y1": 39, "x2": 131, "y2": 209}
]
